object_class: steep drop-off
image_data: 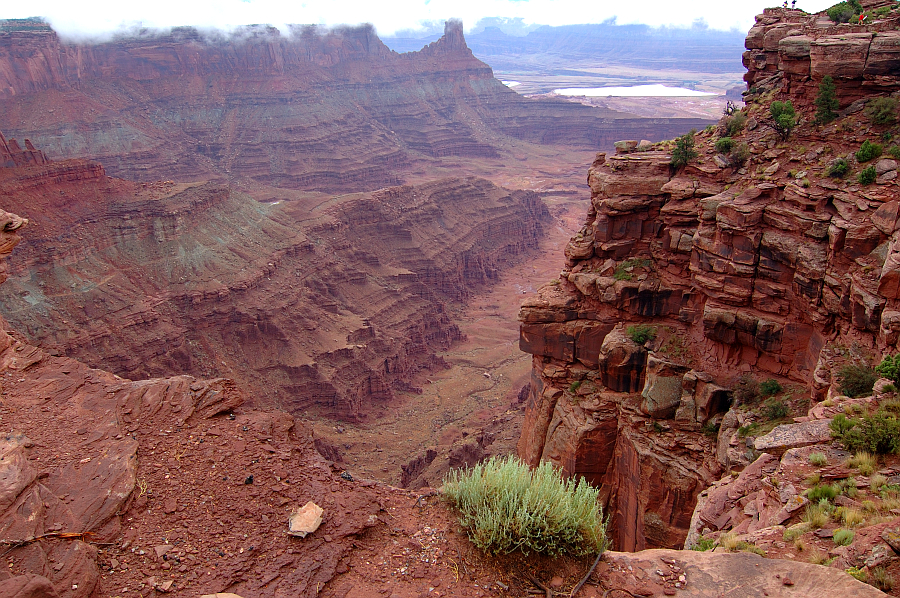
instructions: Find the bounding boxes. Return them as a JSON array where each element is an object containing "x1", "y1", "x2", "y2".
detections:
[
  {"x1": 0, "y1": 20, "x2": 711, "y2": 192},
  {"x1": 0, "y1": 137, "x2": 551, "y2": 420},
  {"x1": 518, "y1": 2, "x2": 900, "y2": 552}
]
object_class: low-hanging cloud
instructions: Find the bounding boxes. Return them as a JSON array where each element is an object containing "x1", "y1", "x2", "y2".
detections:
[{"x1": 4, "y1": 0, "x2": 839, "y2": 39}]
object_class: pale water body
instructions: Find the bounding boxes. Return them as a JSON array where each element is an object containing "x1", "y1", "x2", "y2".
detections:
[
  {"x1": 501, "y1": 80, "x2": 521, "y2": 87},
  {"x1": 554, "y1": 84, "x2": 716, "y2": 97}
]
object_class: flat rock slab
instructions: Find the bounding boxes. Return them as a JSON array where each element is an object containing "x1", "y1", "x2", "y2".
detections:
[
  {"x1": 753, "y1": 419, "x2": 832, "y2": 455},
  {"x1": 601, "y1": 549, "x2": 883, "y2": 597}
]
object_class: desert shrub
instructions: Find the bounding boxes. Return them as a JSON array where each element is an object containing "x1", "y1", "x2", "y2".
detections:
[
  {"x1": 569, "y1": 380, "x2": 582, "y2": 393},
  {"x1": 803, "y1": 502, "x2": 830, "y2": 529},
  {"x1": 759, "y1": 379, "x2": 782, "y2": 397},
  {"x1": 867, "y1": 97, "x2": 899, "y2": 127},
  {"x1": 442, "y1": 456, "x2": 607, "y2": 556},
  {"x1": 807, "y1": 483, "x2": 839, "y2": 503},
  {"x1": 770, "y1": 101, "x2": 798, "y2": 140},
  {"x1": 833, "y1": 528, "x2": 855, "y2": 546},
  {"x1": 815, "y1": 75, "x2": 839, "y2": 124},
  {"x1": 764, "y1": 397, "x2": 789, "y2": 420},
  {"x1": 671, "y1": 131, "x2": 698, "y2": 169},
  {"x1": 846, "y1": 450, "x2": 877, "y2": 475},
  {"x1": 834, "y1": 413, "x2": 900, "y2": 454},
  {"x1": 889, "y1": 145, "x2": 900, "y2": 160},
  {"x1": 840, "y1": 506, "x2": 865, "y2": 527},
  {"x1": 871, "y1": 567, "x2": 895, "y2": 592},
  {"x1": 856, "y1": 140, "x2": 883, "y2": 162},
  {"x1": 827, "y1": 0, "x2": 862, "y2": 23},
  {"x1": 827, "y1": 158, "x2": 850, "y2": 178},
  {"x1": 692, "y1": 536, "x2": 716, "y2": 551},
  {"x1": 627, "y1": 324, "x2": 657, "y2": 345},
  {"x1": 715, "y1": 137, "x2": 735, "y2": 154},
  {"x1": 730, "y1": 142, "x2": 751, "y2": 166},
  {"x1": 839, "y1": 364, "x2": 877, "y2": 397},
  {"x1": 858, "y1": 165, "x2": 878, "y2": 184},
  {"x1": 875, "y1": 354, "x2": 900, "y2": 384},
  {"x1": 809, "y1": 452, "x2": 827, "y2": 467},
  {"x1": 725, "y1": 112, "x2": 747, "y2": 137},
  {"x1": 733, "y1": 375, "x2": 760, "y2": 405}
]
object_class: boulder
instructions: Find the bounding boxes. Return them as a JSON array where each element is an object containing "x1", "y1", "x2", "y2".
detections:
[{"x1": 753, "y1": 419, "x2": 832, "y2": 456}]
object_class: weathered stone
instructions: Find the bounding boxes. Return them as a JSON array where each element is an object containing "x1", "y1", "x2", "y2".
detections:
[
  {"x1": 640, "y1": 355, "x2": 690, "y2": 419},
  {"x1": 753, "y1": 420, "x2": 832, "y2": 455},
  {"x1": 288, "y1": 501, "x2": 324, "y2": 537}
]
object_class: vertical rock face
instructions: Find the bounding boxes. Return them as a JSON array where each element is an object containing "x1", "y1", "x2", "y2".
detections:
[
  {"x1": 0, "y1": 19, "x2": 712, "y2": 191},
  {"x1": 518, "y1": 2, "x2": 900, "y2": 551}
]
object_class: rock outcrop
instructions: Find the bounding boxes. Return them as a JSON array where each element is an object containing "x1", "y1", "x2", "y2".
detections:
[
  {"x1": 0, "y1": 20, "x2": 711, "y2": 191},
  {"x1": 518, "y1": 1, "x2": 900, "y2": 552}
]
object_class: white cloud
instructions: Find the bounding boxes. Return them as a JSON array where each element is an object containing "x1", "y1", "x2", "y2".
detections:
[{"x1": 3, "y1": 0, "x2": 840, "y2": 38}]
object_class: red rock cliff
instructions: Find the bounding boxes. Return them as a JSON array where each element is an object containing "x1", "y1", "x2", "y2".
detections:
[{"x1": 518, "y1": 1, "x2": 900, "y2": 552}]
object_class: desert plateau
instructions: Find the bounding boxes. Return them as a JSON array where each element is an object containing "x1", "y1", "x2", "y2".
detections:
[{"x1": 1, "y1": 0, "x2": 900, "y2": 597}]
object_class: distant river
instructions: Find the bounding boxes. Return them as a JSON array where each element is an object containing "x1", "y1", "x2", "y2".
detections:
[{"x1": 554, "y1": 84, "x2": 716, "y2": 97}]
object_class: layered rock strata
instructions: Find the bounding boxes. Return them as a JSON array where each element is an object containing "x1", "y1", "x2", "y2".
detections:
[
  {"x1": 518, "y1": 2, "x2": 900, "y2": 552},
  {"x1": 0, "y1": 20, "x2": 711, "y2": 191},
  {"x1": 0, "y1": 148, "x2": 549, "y2": 420}
]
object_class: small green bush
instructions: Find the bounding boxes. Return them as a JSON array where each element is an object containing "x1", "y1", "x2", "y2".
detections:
[
  {"x1": 770, "y1": 101, "x2": 798, "y2": 140},
  {"x1": 815, "y1": 75, "x2": 839, "y2": 124},
  {"x1": 809, "y1": 452, "x2": 827, "y2": 467},
  {"x1": 764, "y1": 397, "x2": 789, "y2": 420},
  {"x1": 759, "y1": 379, "x2": 782, "y2": 397},
  {"x1": 890, "y1": 145, "x2": 900, "y2": 160},
  {"x1": 828, "y1": 158, "x2": 850, "y2": 178},
  {"x1": 832, "y1": 412, "x2": 900, "y2": 454},
  {"x1": 692, "y1": 536, "x2": 716, "y2": 551},
  {"x1": 715, "y1": 137, "x2": 735, "y2": 154},
  {"x1": 569, "y1": 380, "x2": 583, "y2": 393},
  {"x1": 856, "y1": 140, "x2": 883, "y2": 163},
  {"x1": 725, "y1": 112, "x2": 747, "y2": 137},
  {"x1": 627, "y1": 324, "x2": 657, "y2": 345},
  {"x1": 730, "y1": 142, "x2": 751, "y2": 166},
  {"x1": 876, "y1": 354, "x2": 900, "y2": 385},
  {"x1": 827, "y1": 0, "x2": 862, "y2": 23},
  {"x1": 858, "y1": 165, "x2": 877, "y2": 185},
  {"x1": 833, "y1": 528, "x2": 855, "y2": 546},
  {"x1": 867, "y1": 97, "x2": 898, "y2": 127},
  {"x1": 442, "y1": 456, "x2": 607, "y2": 556},
  {"x1": 840, "y1": 364, "x2": 877, "y2": 397},
  {"x1": 808, "y1": 483, "x2": 839, "y2": 502},
  {"x1": 671, "y1": 131, "x2": 698, "y2": 170}
]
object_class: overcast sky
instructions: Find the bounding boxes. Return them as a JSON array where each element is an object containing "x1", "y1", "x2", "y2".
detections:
[{"x1": 3, "y1": 0, "x2": 837, "y2": 38}]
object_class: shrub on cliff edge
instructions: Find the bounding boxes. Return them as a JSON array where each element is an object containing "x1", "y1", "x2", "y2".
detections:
[
  {"x1": 876, "y1": 354, "x2": 900, "y2": 385},
  {"x1": 442, "y1": 456, "x2": 607, "y2": 556},
  {"x1": 827, "y1": 0, "x2": 862, "y2": 23},
  {"x1": 867, "y1": 97, "x2": 898, "y2": 127},
  {"x1": 770, "y1": 101, "x2": 798, "y2": 140},
  {"x1": 627, "y1": 324, "x2": 657, "y2": 345},
  {"x1": 670, "y1": 131, "x2": 698, "y2": 170}
]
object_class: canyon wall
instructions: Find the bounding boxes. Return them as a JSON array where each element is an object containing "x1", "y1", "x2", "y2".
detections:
[
  {"x1": 0, "y1": 138, "x2": 550, "y2": 420},
  {"x1": 0, "y1": 20, "x2": 710, "y2": 191},
  {"x1": 518, "y1": 2, "x2": 900, "y2": 551}
]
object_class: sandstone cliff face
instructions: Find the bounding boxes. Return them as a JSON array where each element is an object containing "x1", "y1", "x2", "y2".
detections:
[
  {"x1": 0, "y1": 147, "x2": 550, "y2": 421},
  {"x1": 518, "y1": 3, "x2": 900, "y2": 551},
  {"x1": 0, "y1": 20, "x2": 710, "y2": 191}
]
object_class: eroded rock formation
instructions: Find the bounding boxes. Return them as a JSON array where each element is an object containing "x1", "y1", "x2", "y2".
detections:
[
  {"x1": 0, "y1": 20, "x2": 711, "y2": 191},
  {"x1": 518, "y1": 1, "x2": 900, "y2": 552},
  {"x1": 0, "y1": 145, "x2": 550, "y2": 420}
]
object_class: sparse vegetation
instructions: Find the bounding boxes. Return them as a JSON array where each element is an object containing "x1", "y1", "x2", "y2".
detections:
[
  {"x1": 671, "y1": 131, "x2": 699, "y2": 170},
  {"x1": 803, "y1": 502, "x2": 831, "y2": 529},
  {"x1": 889, "y1": 145, "x2": 900, "y2": 160},
  {"x1": 759, "y1": 378, "x2": 782, "y2": 397},
  {"x1": 733, "y1": 375, "x2": 760, "y2": 405},
  {"x1": 827, "y1": 158, "x2": 850, "y2": 178},
  {"x1": 839, "y1": 363, "x2": 877, "y2": 398},
  {"x1": 827, "y1": 0, "x2": 862, "y2": 23},
  {"x1": 856, "y1": 140, "x2": 883, "y2": 163},
  {"x1": 807, "y1": 483, "x2": 839, "y2": 503},
  {"x1": 730, "y1": 142, "x2": 751, "y2": 166},
  {"x1": 763, "y1": 397, "x2": 788, "y2": 420},
  {"x1": 627, "y1": 324, "x2": 657, "y2": 345},
  {"x1": 867, "y1": 97, "x2": 899, "y2": 127},
  {"x1": 871, "y1": 566, "x2": 895, "y2": 592},
  {"x1": 876, "y1": 354, "x2": 900, "y2": 385},
  {"x1": 569, "y1": 380, "x2": 583, "y2": 393},
  {"x1": 835, "y1": 413, "x2": 900, "y2": 455},
  {"x1": 840, "y1": 506, "x2": 865, "y2": 527},
  {"x1": 715, "y1": 137, "x2": 735, "y2": 154},
  {"x1": 833, "y1": 528, "x2": 855, "y2": 546},
  {"x1": 442, "y1": 456, "x2": 607, "y2": 556},
  {"x1": 770, "y1": 101, "x2": 798, "y2": 140},
  {"x1": 692, "y1": 536, "x2": 716, "y2": 551},
  {"x1": 809, "y1": 452, "x2": 827, "y2": 467},
  {"x1": 613, "y1": 257, "x2": 651, "y2": 281},
  {"x1": 815, "y1": 76, "x2": 839, "y2": 124},
  {"x1": 724, "y1": 112, "x2": 747, "y2": 137}
]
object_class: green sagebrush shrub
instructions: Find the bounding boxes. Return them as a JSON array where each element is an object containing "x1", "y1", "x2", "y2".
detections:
[
  {"x1": 856, "y1": 140, "x2": 883, "y2": 163},
  {"x1": 867, "y1": 97, "x2": 898, "y2": 127},
  {"x1": 828, "y1": 158, "x2": 850, "y2": 178},
  {"x1": 627, "y1": 324, "x2": 657, "y2": 344},
  {"x1": 876, "y1": 354, "x2": 900, "y2": 385},
  {"x1": 858, "y1": 165, "x2": 877, "y2": 185},
  {"x1": 839, "y1": 364, "x2": 876, "y2": 397},
  {"x1": 715, "y1": 137, "x2": 735, "y2": 154},
  {"x1": 831, "y1": 412, "x2": 900, "y2": 454},
  {"x1": 442, "y1": 456, "x2": 608, "y2": 556}
]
